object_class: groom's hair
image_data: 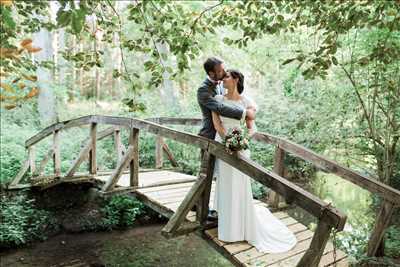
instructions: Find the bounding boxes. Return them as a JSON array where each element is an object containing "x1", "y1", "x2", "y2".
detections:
[
  {"x1": 204, "y1": 57, "x2": 223, "y2": 75},
  {"x1": 227, "y1": 69, "x2": 244, "y2": 94}
]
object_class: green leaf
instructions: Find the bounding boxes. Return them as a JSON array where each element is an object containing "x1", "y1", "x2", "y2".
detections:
[
  {"x1": 2, "y1": 8, "x2": 16, "y2": 29},
  {"x1": 332, "y1": 56, "x2": 338, "y2": 65},
  {"x1": 144, "y1": 61, "x2": 153, "y2": 70},
  {"x1": 112, "y1": 69, "x2": 121, "y2": 78},
  {"x1": 56, "y1": 10, "x2": 71, "y2": 27},
  {"x1": 223, "y1": 37, "x2": 233, "y2": 45},
  {"x1": 71, "y1": 9, "x2": 86, "y2": 34}
]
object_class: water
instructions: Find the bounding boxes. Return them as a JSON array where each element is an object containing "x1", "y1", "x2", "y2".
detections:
[
  {"x1": 288, "y1": 171, "x2": 374, "y2": 231},
  {"x1": 311, "y1": 171, "x2": 374, "y2": 227}
]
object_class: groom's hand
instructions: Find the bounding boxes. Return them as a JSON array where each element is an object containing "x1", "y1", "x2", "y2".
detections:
[{"x1": 246, "y1": 107, "x2": 256, "y2": 120}]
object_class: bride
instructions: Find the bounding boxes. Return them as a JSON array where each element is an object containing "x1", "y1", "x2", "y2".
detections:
[{"x1": 211, "y1": 69, "x2": 297, "y2": 253}]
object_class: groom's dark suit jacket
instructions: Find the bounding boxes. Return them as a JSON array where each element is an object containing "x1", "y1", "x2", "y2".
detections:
[{"x1": 197, "y1": 78, "x2": 244, "y2": 139}]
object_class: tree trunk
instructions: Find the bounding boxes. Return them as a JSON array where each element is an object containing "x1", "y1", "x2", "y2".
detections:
[
  {"x1": 157, "y1": 42, "x2": 179, "y2": 111},
  {"x1": 111, "y1": 1, "x2": 122, "y2": 99},
  {"x1": 58, "y1": 28, "x2": 68, "y2": 99},
  {"x1": 79, "y1": 42, "x2": 84, "y2": 97},
  {"x1": 94, "y1": 23, "x2": 100, "y2": 101},
  {"x1": 111, "y1": 35, "x2": 122, "y2": 99},
  {"x1": 178, "y1": 79, "x2": 188, "y2": 99},
  {"x1": 69, "y1": 34, "x2": 76, "y2": 102},
  {"x1": 34, "y1": 13, "x2": 57, "y2": 125},
  {"x1": 89, "y1": 14, "x2": 101, "y2": 101}
]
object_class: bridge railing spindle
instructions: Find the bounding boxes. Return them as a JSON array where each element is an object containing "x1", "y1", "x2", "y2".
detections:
[
  {"x1": 155, "y1": 135, "x2": 164, "y2": 169},
  {"x1": 114, "y1": 128, "x2": 123, "y2": 165},
  {"x1": 130, "y1": 127, "x2": 139, "y2": 187},
  {"x1": 28, "y1": 146, "x2": 36, "y2": 180},
  {"x1": 53, "y1": 129, "x2": 61, "y2": 176}
]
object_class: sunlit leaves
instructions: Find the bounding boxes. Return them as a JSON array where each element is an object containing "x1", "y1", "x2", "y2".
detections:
[
  {"x1": 0, "y1": 0, "x2": 13, "y2": 7},
  {"x1": 20, "y1": 39, "x2": 41, "y2": 53},
  {"x1": 0, "y1": 39, "x2": 41, "y2": 62},
  {"x1": 0, "y1": 0, "x2": 49, "y2": 108},
  {"x1": 0, "y1": 38, "x2": 43, "y2": 109},
  {"x1": 1, "y1": 76, "x2": 39, "y2": 110}
]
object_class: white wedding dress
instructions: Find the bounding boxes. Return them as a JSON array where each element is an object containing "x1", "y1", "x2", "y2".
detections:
[{"x1": 211, "y1": 95, "x2": 297, "y2": 253}]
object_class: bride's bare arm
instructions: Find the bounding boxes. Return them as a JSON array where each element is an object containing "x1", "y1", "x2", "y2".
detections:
[
  {"x1": 246, "y1": 117, "x2": 255, "y2": 136},
  {"x1": 245, "y1": 106, "x2": 256, "y2": 136},
  {"x1": 212, "y1": 111, "x2": 226, "y2": 138}
]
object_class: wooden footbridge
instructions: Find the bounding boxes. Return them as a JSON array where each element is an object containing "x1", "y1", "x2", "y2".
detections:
[{"x1": 7, "y1": 115, "x2": 400, "y2": 267}]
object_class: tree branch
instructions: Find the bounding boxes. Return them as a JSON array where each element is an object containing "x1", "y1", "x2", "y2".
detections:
[
  {"x1": 105, "y1": 0, "x2": 132, "y2": 83},
  {"x1": 375, "y1": 99, "x2": 397, "y2": 130},
  {"x1": 135, "y1": 0, "x2": 166, "y2": 70},
  {"x1": 187, "y1": 1, "x2": 223, "y2": 38},
  {"x1": 339, "y1": 64, "x2": 386, "y2": 152}
]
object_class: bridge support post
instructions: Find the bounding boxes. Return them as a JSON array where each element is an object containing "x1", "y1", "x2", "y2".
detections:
[
  {"x1": 130, "y1": 128, "x2": 139, "y2": 187},
  {"x1": 162, "y1": 143, "x2": 179, "y2": 168},
  {"x1": 196, "y1": 152, "x2": 216, "y2": 224},
  {"x1": 162, "y1": 152, "x2": 213, "y2": 236},
  {"x1": 53, "y1": 130, "x2": 61, "y2": 176},
  {"x1": 367, "y1": 200, "x2": 395, "y2": 257},
  {"x1": 297, "y1": 219, "x2": 332, "y2": 267},
  {"x1": 103, "y1": 145, "x2": 134, "y2": 192},
  {"x1": 268, "y1": 146, "x2": 285, "y2": 208},
  {"x1": 89, "y1": 122, "x2": 97, "y2": 175}
]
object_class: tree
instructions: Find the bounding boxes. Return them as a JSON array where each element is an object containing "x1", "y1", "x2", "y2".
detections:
[
  {"x1": 0, "y1": 0, "x2": 49, "y2": 110},
  {"x1": 34, "y1": 1, "x2": 59, "y2": 124}
]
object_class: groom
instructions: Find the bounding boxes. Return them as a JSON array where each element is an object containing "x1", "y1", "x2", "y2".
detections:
[{"x1": 196, "y1": 57, "x2": 256, "y2": 220}]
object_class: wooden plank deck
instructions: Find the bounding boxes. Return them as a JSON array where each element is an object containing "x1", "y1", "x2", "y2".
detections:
[{"x1": 95, "y1": 170, "x2": 349, "y2": 267}]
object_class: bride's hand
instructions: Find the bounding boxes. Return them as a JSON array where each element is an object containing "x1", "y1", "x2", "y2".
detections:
[
  {"x1": 248, "y1": 128, "x2": 256, "y2": 138},
  {"x1": 245, "y1": 108, "x2": 256, "y2": 120}
]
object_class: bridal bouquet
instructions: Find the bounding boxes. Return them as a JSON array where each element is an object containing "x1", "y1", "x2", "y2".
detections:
[{"x1": 222, "y1": 127, "x2": 250, "y2": 154}]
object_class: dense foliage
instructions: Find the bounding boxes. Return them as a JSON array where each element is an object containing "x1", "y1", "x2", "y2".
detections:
[
  {"x1": 0, "y1": 193, "x2": 57, "y2": 248},
  {"x1": 100, "y1": 195, "x2": 145, "y2": 230}
]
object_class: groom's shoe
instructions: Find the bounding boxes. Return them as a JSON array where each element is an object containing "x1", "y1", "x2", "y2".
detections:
[
  {"x1": 191, "y1": 206, "x2": 217, "y2": 220},
  {"x1": 207, "y1": 210, "x2": 218, "y2": 221}
]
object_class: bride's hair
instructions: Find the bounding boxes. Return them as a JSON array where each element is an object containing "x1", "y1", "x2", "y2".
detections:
[{"x1": 227, "y1": 69, "x2": 244, "y2": 94}]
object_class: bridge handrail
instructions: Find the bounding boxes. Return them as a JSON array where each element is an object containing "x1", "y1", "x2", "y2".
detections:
[
  {"x1": 150, "y1": 117, "x2": 400, "y2": 258},
  {"x1": 19, "y1": 115, "x2": 346, "y2": 230},
  {"x1": 146, "y1": 117, "x2": 400, "y2": 206}
]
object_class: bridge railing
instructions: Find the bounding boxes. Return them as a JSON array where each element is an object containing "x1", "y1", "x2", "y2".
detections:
[
  {"x1": 7, "y1": 115, "x2": 399, "y2": 264},
  {"x1": 148, "y1": 117, "x2": 400, "y2": 258}
]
